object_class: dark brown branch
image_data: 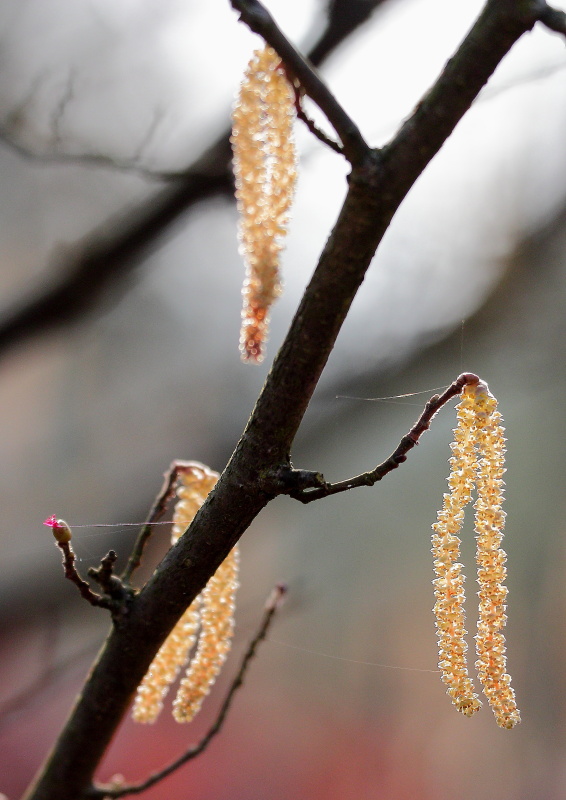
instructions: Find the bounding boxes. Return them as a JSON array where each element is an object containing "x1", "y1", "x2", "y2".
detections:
[
  {"x1": 56, "y1": 539, "x2": 114, "y2": 611},
  {"x1": 87, "y1": 552, "x2": 132, "y2": 618},
  {"x1": 231, "y1": 0, "x2": 369, "y2": 165},
  {"x1": 89, "y1": 585, "x2": 287, "y2": 799},
  {"x1": 45, "y1": 515, "x2": 130, "y2": 613},
  {"x1": 538, "y1": 4, "x2": 566, "y2": 37},
  {"x1": 288, "y1": 373, "x2": 479, "y2": 503},
  {"x1": 22, "y1": 4, "x2": 540, "y2": 800}
]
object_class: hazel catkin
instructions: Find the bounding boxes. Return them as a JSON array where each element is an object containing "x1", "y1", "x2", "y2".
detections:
[
  {"x1": 231, "y1": 45, "x2": 297, "y2": 363},
  {"x1": 132, "y1": 462, "x2": 239, "y2": 724},
  {"x1": 431, "y1": 380, "x2": 520, "y2": 728}
]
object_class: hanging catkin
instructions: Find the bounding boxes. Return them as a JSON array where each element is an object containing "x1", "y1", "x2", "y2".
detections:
[
  {"x1": 472, "y1": 385, "x2": 520, "y2": 729},
  {"x1": 431, "y1": 380, "x2": 520, "y2": 728},
  {"x1": 431, "y1": 389, "x2": 482, "y2": 718},
  {"x1": 231, "y1": 45, "x2": 297, "y2": 362},
  {"x1": 132, "y1": 462, "x2": 239, "y2": 724}
]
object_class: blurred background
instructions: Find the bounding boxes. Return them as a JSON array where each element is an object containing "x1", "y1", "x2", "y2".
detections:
[{"x1": 1, "y1": 0, "x2": 566, "y2": 797}]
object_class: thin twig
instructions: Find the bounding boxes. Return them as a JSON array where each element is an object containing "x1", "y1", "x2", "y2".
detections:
[
  {"x1": 88, "y1": 552, "x2": 131, "y2": 617},
  {"x1": 289, "y1": 79, "x2": 343, "y2": 155},
  {"x1": 56, "y1": 539, "x2": 114, "y2": 610},
  {"x1": 44, "y1": 515, "x2": 127, "y2": 612},
  {"x1": 121, "y1": 461, "x2": 182, "y2": 584},
  {"x1": 288, "y1": 373, "x2": 480, "y2": 504},
  {"x1": 296, "y1": 104, "x2": 343, "y2": 153},
  {"x1": 230, "y1": 0, "x2": 369, "y2": 166},
  {"x1": 539, "y1": 4, "x2": 566, "y2": 37},
  {"x1": 90, "y1": 585, "x2": 287, "y2": 799}
]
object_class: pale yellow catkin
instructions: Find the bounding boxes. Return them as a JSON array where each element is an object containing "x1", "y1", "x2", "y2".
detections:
[
  {"x1": 131, "y1": 603, "x2": 201, "y2": 724},
  {"x1": 132, "y1": 463, "x2": 239, "y2": 724},
  {"x1": 173, "y1": 546, "x2": 239, "y2": 722},
  {"x1": 231, "y1": 45, "x2": 297, "y2": 363},
  {"x1": 472, "y1": 386, "x2": 521, "y2": 729},
  {"x1": 431, "y1": 381, "x2": 520, "y2": 727},
  {"x1": 431, "y1": 389, "x2": 482, "y2": 717}
]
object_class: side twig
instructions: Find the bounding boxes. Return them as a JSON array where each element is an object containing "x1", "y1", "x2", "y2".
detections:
[
  {"x1": 121, "y1": 461, "x2": 183, "y2": 584},
  {"x1": 89, "y1": 585, "x2": 287, "y2": 799},
  {"x1": 230, "y1": 0, "x2": 369, "y2": 165},
  {"x1": 57, "y1": 540, "x2": 113, "y2": 610},
  {"x1": 290, "y1": 80, "x2": 343, "y2": 155},
  {"x1": 44, "y1": 516, "x2": 128, "y2": 614},
  {"x1": 286, "y1": 373, "x2": 480, "y2": 504}
]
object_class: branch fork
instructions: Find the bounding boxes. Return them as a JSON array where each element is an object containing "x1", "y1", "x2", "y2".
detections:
[
  {"x1": 44, "y1": 517, "x2": 132, "y2": 617},
  {"x1": 230, "y1": 0, "x2": 370, "y2": 165}
]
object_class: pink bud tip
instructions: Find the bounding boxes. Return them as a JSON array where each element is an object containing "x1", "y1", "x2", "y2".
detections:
[{"x1": 43, "y1": 516, "x2": 72, "y2": 543}]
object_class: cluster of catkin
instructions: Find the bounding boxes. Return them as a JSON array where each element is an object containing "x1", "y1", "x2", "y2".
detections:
[
  {"x1": 431, "y1": 380, "x2": 520, "y2": 729},
  {"x1": 231, "y1": 45, "x2": 298, "y2": 363},
  {"x1": 132, "y1": 462, "x2": 239, "y2": 724}
]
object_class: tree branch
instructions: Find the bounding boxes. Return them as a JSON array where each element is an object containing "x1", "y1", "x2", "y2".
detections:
[
  {"x1": 121, "y1": 461, "x2": 183, "y2": 585},
  {"x1": 89, "y1": 585, "x2": 286, "y2": 799},
  {"x1": 57, "y1": 539, "x2": 124, "y2": 611},
  {"x1": 22, "y1": 3, "x2": 541, "y2": 800},
  {"x1": 231, "y1": 0, "x2": 369, "y2": 165},
  {"x1": 44, "y1": 516, "x2": 131, "y2": 615},
  {"x1": 538, "y1": 3, "x2": 566, "y2": 37},
  {"x1": 287, "y1": 373, "x2": 479, "y2": 503},
  {"x1": 0, "y1": 127, "x2": 189, "y2": 180}
]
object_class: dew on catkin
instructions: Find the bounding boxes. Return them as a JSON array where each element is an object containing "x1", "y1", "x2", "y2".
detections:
[
  {"x1": 231, "y1": 44, "x2": 297, "y2": 363},
  {"x1": 431, "y1": 379, "x2": 520, "y2": 727},
  {"x1": 132, "y1": 462, "x2": 239, "y2": 724}
]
